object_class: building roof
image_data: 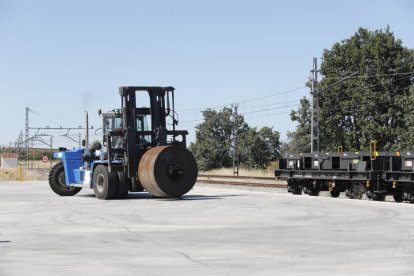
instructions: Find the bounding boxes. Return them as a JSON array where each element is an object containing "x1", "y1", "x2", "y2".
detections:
[{"x1": 0, "y1": 153, "x2": 18, "y2": 159}]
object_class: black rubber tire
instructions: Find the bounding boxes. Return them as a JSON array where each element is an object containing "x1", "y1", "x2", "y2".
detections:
[
  {"x1": 116, "y1": 172, "x2": 129, "y2": 199},
  {"x1": 93, "y1": 165, "x2": 118, "y2": 200},
  {"x1": 292, "y1": 187, "x2": 302, "y2": 195},
  {"x1": 393, "y1": 193, "x2": 403, "y2": 203},
  {"x1": 330, "y1": 189, "x2": 340, "y2": 198},
  {"x1": 373, "y1": 193, "x2": 386, "y2": 201},
  {"x1": 48, "y1": 162, "x2": 82, "y2": 196},
  {"x1": 309, "y1": 188, "x2": 320, "y2": 196}
]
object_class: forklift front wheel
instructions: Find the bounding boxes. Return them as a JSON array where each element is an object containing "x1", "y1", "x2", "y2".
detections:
[{"x1": 93, "y1": 165, "x2": 118, "y2": 200}]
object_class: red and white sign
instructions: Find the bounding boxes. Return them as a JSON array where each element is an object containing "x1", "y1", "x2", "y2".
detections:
[{"x1": 42, "y1": 155, "x2": 49, "y2": 163}]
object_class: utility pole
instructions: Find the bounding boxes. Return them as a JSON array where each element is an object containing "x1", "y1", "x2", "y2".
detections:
[
  {"x1": 31, "y1": 138, "x2": 34, "y2": 169},
  {"x1": 232, "y1": 104, "x2": 239, "y2": 176},
  {"x1": 16, "y1": 131, "x2": 23, "y2": 157},
  {"x1": 310, "y1": 58, "x2": 319, "y2": 153},
  {"x1": 25, "y1": 107, "x2": 29, "y2": 169}
]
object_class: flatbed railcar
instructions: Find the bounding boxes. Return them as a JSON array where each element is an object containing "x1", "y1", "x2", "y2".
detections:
[
  {"x1": 384, "y1": 151, "x2": 414, "y2": 202},
  {"x1": 276, "y1": 147, "x2": 414, "y2": 203}
]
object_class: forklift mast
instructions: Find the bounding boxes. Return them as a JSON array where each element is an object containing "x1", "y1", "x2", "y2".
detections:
[{"x1": 115, "y1": 86, "x2": 188, "y2": 178}]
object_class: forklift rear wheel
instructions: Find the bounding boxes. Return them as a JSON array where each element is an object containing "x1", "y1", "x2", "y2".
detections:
[
  {"x1": 93, "y1": 165, "x2": 118, "y2": 200},
  {"x1": 48, "y1": 162, "x2": 82, "y2": 196}
]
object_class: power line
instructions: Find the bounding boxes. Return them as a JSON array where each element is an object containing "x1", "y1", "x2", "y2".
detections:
[
  {"x1": 244, "y1": 110, "x2": 293, "y2": 120},
  {"x1": 237, "y1": 99, "x2": 298, "y2": 110},
  {"x1": 177, "y1": 71, "x2": 414, "y2": 115},
  {"x1": 29, "y1": 109, "x2": 63, "y2": 128},
  {"x1": 234, "y1": 86, "x2": 307, "y2": 105},
  {"x1": 177, "y1": 72, "x2": 414, "y2": 134},
  {"x1": 241, "y1": 103, "x2": 299, "y2": 115},
  {"x1": 318, "y1": 87, "x2": 412, "y2": 113},
  {"x1": 179, "y1": 119, "x2": 204, "y2": 126},
  {"x1": 320, "y1": 78, "x2": 413, "y2": 107},
  {"x1": 179, "y1": 102, "x2": 301, "y2": 125},
  {"x1": 176, "y1": 85, "x2": 307, "y2": 113},
  {"x1": 321, "y1": 70, "x2": 414, "y2": 81}
]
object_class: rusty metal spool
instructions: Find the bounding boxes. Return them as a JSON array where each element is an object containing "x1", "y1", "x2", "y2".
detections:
[{"x1": 138, "y1": 145, "x2": 198, "y2": 197}]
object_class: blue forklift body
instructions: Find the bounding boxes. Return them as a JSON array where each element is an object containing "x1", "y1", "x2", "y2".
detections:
[
  {"x1": 54, "y1": 149, "x2": 84, "y2": 185},
  {"x1": 53, "y1": 148, "x2": 121, "y2": 188}
]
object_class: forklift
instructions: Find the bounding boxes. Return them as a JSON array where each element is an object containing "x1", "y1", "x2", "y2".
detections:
[{"x1": 48, "y1": 86, "x2": 198, "y2": 199}]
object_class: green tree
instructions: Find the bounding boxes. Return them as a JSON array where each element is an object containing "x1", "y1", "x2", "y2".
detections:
[
  {"x1": 318, "y1": 27, "x2": 414, "y2": 151},
  {"x1": 400, "y1": 85, "x2": 414, "y2": 149},
  {"x1": 238, "y1": 127, "x2": 281, "y2": 169},
  {"x1": 189, "y1": 107, "x2": 248, "y2": 171},
  {"x1": 190, "y1": 108, "x2": 281, "y2": 171},
  {"x1": 286, "y1": 97, "x2": 311, "y2": 153}
]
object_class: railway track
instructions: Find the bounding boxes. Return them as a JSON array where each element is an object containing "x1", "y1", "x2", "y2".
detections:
[
  {"x1": 197, "y1": 174, "x2": 287, "y2": 189},
  {"x1": 196, "y1": 174, "x2": 401, "y2": 203}
]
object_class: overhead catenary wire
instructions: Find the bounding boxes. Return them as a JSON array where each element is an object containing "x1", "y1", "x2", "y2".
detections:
[
  {"x1": 176, "y1": 85, "x2": 307, "y2": 113},
  {"x1": 321, "y1": 70, "x2": 414, "y2": 81},
  {"x1": 178, "y1": 71, "x2": 414, "y2": 121},
  {"x1": 29, "y1": 109, "x2": 63, "y2": 128},
  {"x1": 179, "y1": 78, "x2": 413, "y2": 127},
  {"x1": 318, "y1": 75, "x2": 414, "y2": 106}
]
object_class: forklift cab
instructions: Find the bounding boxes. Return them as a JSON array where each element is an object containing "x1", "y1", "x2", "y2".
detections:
[{"x1": 102, "y1": 109, "x2": 150, "y2": 148}]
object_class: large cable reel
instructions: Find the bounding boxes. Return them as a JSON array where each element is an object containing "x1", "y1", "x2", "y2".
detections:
[{"x1": 138, "y1": 145, "x2": 198, "y2": 197}]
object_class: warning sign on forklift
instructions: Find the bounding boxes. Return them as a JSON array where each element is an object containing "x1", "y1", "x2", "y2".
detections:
[{"x1": 42, "y1": 155, "x2": 49, "y2": 163}]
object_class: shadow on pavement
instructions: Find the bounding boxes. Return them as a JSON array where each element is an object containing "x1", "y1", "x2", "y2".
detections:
[
  {"x1": 78, "y1": 194, "x2": 97, "y2": 198},
  {"x1": 128, "y1": 193, "x2": 242, "y2": 201},
  {"x1": 180, "y1": 194, "x2": 241, "y2": 201},
  {"x1": 77, "y1": 192, "x2": 242, "y2": 201}
]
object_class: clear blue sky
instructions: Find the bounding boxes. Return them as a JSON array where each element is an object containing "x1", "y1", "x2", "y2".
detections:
[{"x1": 1, "y1": 0, "x2": 413, "y2": 148}]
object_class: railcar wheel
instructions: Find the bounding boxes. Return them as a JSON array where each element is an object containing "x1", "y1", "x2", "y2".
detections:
[
  {"x1": 287, "y1": 186, "x2": 302, "y2": 195},
  {"x1": 309, "y1": 188, "x2": 320, "y2": 196},
  {"x1": 287, "y1": 181, "x2": 302, "y2": 195},
  {"x1": 330, "y1": 189, "x2": 340, "y2": 198},
  {"x1": 372, "y1": 193, "x2": 386, "y2": 201},
  {"x1": 393, "y1": 193, "x2": 403, "y2": 203},
  {"x1": 93, "y1": 165, "x2": 118, "y2": 200},
  {"x1": 292, "y1": 186, "x2": 302, "y2": 195},
  {"x1": 48, "y1": 162, "x2": 82, "y2": 196}
]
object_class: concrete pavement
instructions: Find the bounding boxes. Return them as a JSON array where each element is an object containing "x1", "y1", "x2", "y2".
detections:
[{"x1": 1, "y1": 181, "x2": 414, "y2": 275}]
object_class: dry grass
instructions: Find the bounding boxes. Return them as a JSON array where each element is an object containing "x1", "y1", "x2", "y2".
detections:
[
  {"x1": 0, "y1": 161, "x2": 54, "y2": 181},
  {"x1": 0, "y1": 168, "x2": 20, "y2": 181},
  {"x1": 201, "y1": 161, "x2": 279, "y2": 177},
  {"x1": 25, "y1": 160, "x2": 56, "y2": 169},
  {"x1": 0, "y1": 168, "x2": 48, "y2": 181}
]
